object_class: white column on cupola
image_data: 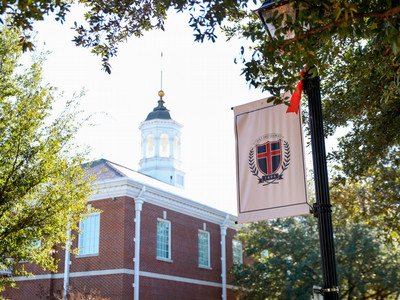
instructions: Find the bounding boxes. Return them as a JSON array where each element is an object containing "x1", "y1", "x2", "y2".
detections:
[
  {"x1": 154, "y1": 135, "x2": 160, "y2": 157},
  {"x1": 169, "y1": 136, "x2": 174, "y2": 158}
]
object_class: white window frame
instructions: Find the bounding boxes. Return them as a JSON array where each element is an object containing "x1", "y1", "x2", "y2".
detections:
[
  {"x1": 232, "y1": 240, "x2": 243, "y2": 264},
  {"x1": 0, "y1": 258, "x2": 13, "y2": 275},
  {"x1": 146, "y1": 134, "x2": 155, "y2": 158},
  {"x1": 198, "y1": 230, "x2": 210, "y2": 268},
  {"x1": 156, "y1": 218, "x2": 172, "y2": 261},
  {"x1": 78, "y1": 213, "x2": 100, "y2": 257},
  {"x1": 261, "y1": 249, "x2": 269, "y2": 261},
  {"x1": 160, "y1": 133, "x2": 170, "y2": 157}
]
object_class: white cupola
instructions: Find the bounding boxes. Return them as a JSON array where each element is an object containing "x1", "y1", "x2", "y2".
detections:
[{"x1": 138, "y1": 90, "x2": 184, "y2": 188}]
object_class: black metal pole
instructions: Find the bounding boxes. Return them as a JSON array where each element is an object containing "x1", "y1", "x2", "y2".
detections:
[{"x1": 303, "y1": 69, "x2": 339, "y2": 300}]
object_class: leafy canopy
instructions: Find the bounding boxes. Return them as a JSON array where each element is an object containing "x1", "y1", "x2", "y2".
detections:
[
  {"x1": 223, "y1": 1, "x2": 399, "y2": 190},
  {"x1": 0, "y1": 24, "x2": 93, "y2": 291},
  {"x1": 0, "y1": 1, "x2": 398, "y2": 85},
  {"x1": 330, "y1": 164, "x2": 400, "y2": 243},
  {"x1": 0, "y1": 0, "x2": 250, "y2": 73},
  {"x1": 233, "y1": 214, "x2": 400, "y2": 299}
]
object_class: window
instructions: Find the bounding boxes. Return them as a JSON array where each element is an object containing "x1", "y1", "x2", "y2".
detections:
[
  {"x1": 146, "y1": 134, "x2": 155, "y2": 158},
  {"x1": 160, "y1": 134, "x2": 170, "y2": 157},
  {"x1": 198, "y1": 230, "x2": 210, "y2": 267},
  {"x1": 261, "y1": 249, "x2": 269, "y2": 261},
  {"x1": 0, "y1": 259, "x2": 12, "y2": 275},
  {"x1": 78, "y1": 213, "x2": 100, "y2": 256},
  {"x1": 232, "y1": 240, "x2": 243, "y2": 264},
  {"x1": 177, "y1": 174, "x2": 184, "y2": 187},
  {"x1": 157, "y1": 219, "x2": 171, "y2": 260}
]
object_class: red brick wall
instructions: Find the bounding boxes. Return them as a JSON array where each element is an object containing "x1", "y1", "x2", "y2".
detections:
[
  {"x1": 69, "y1": 196, "x2": 134, "y2": 272},
  {"x1": 67, "y1": 274, "x2": 132, "y2": 299},
  {"x1": 140, "y1": 202, "x2": 225, "y2": 283},
  {"x1": 1, "y1": 278, "x2": 52, "y2": 299},
  {"x1": 140, "y1": 277, "x2": 223, "y2": 300},
  {"x1": 2, "y1": 195, "x2": 239, "y2": 300},
  {"x1": 2, "y1": 196, "x2": 135, "y2": 300}
]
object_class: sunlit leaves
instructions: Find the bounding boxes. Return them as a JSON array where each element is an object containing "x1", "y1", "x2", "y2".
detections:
[
  {"x1": 323, "y1": 37, "x2": 400, "y2": 177},
  {"x1": 0, "y1": 0, "x2": 398, "y2": 83},
  {"x1": 232, "y1": 214, "x2": 400, "y2": 299},
  {"x1": 0, "y1": 0, "x2": 71, "y2": 31},
  {"x1": 331, "y1": 160, "x2": 400, "y2": 243},
  {"x1": 0, "y1": 25, "x2": 93, "y2": 291},
  {"x1": 232, "y1": 217, "x2": 321, "y2": 300}
]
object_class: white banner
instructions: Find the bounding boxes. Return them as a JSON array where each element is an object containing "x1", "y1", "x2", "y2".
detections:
[{"x1": 233, "y1": 93, "x2": 309, "y2": 223}]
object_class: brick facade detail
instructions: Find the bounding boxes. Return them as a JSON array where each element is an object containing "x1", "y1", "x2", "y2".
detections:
[{"x1": 3, "y1": 176, "x2": 240, "y2": 300}]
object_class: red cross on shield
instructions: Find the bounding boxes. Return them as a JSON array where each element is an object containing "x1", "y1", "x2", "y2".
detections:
[{"x1": 256, "y1": 139, "x2": 283, "y2": 175}]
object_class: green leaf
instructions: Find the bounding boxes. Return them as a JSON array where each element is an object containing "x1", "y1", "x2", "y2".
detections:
[{"x1": 0, "y1": 24, "x2": 93, "y2": 291}]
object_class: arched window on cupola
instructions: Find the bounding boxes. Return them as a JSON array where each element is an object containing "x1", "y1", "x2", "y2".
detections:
[
  {"x1": 174, "y1": 136, "x2": 180, "y2": 159},
  {"x1": 146, "y1": 134, "x2": 155, "y2": 158},
  {"x1": 160, "y1": 134, "x2": 170, "y2": 157}
]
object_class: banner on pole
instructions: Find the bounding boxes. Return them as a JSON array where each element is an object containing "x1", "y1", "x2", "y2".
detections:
[{"x1": 233, "y1": 92, "x2": 309, "y2": 223}]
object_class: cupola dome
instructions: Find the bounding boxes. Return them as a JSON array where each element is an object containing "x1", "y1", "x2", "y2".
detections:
[{"x1": 145, "y1": 90, "x2": 171, "y2": 121}]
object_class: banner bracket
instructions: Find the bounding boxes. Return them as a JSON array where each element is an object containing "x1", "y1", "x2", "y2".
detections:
[{"x1": 311, "y1": 202, "x2": 332, "y2": 218}]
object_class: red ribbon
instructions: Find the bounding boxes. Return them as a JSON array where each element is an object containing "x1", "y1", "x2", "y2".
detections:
[{"x1": 286, "y1": 70, "x2": 306, "y2": 114}]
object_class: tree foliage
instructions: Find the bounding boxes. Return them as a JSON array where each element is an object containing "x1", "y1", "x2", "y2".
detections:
[
  {"x1": 1, "y1": 0, "x2": 395, "y2": 80},
  {"x1": 323, "y1": 38, "x2": 400, "y2": 180},
  {"x1": 233, "y1": 217, "x2": 321, "y2": 300},
  {"x1": 0, "y1": 0, "x2": 250, "y2": 73},
  {"x1": 0, "y1": 0, "x2": 398, "y2": 87},
  {"x1": 232, "y1": 214, "x2": 400, "y2": 299},
  {"x1": 224, "y1": 0, "x2": 400, "y2": 181},
  {"x1": 330, "y1": 163, "x2": 400, "y2": 243},
  {"x1": 0, "y1": 24, "x2": 93, "y2": 290}
]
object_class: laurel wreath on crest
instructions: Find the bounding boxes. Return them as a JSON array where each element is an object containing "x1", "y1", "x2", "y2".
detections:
[
  {"x1": 281, "y1": 141, "x2": 290, "y2": 171},
  {"x1": 248, "y1": 141, "x2": 291, "y2": 186},
  {"x1": 248, "y1": 148, "x2": 261, "y2": 180}
]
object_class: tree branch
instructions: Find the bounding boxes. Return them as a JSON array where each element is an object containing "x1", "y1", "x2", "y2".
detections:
[
  {"x1": 0, "y1": 192, "x2": 54, "y2": 240},
  {"x1": 278, "y1": 5, "x2": 400, "y2": 50},
  {"x1": 0, "y1": 136, "x2": 23, "y2": 206}
]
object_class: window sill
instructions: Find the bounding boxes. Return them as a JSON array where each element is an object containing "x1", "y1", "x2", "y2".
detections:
[
  {"x1": 198, "y1": 265, "x2": 212, "y2": 270},
  {"x1": 0, "y1": 270, "x2": 12, "y2": 276},
  {"x1": 76, "y1": 253, "x2": 99, "y2": 258},
  {"x1": 157, "y1": 257, "x2": 173, "y2": 263}
]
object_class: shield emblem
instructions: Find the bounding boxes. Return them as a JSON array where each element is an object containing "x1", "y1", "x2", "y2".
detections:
[{"x1": 256, "y1": 139, "x2": 282, "y2": 175}]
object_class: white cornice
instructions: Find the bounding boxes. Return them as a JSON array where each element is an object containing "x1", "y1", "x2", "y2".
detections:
[
  {"x1": 90, "y1": 178, "x2": 237, "y2": 229},
  {"x1": 139, "y1": 119, "x2": 183, "y2": 130},
  {"x1": 14, "y1": 269, "x2": 235, "y2": 290}
]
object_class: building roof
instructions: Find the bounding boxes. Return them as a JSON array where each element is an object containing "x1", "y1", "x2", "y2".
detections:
[
  {"x1": 83, "y1": 158, "x2": 127, "y2": 180},
  {"x1": 85, "y1": 158, "x2": 190, "y2": 196},
  {"x1": 85, "y1": 158, "x2": 237, "y2": 227},
  {"x1": 145, "y1": 97, "x2": 171, "y2": 121}
]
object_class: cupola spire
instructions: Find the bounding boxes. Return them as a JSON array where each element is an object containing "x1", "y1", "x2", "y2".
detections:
[
  {"x1": 145, "y1": 52, "x2": 171, "y2": 121},
  {"x1": 160, "y1": 51, "x2": 163, "y2": 92},
  {"x1": 139, "y1": 52, "x2": 185, "y2": 188}
]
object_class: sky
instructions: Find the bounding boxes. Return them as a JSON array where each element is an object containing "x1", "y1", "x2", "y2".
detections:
[{"x1": 30, "y1": 5, "x2": 269, "y2": 215}]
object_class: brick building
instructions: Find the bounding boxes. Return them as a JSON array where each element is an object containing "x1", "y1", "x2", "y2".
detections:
[{"x1": 3, "y1": 91, "x2": 241, "y2": 300}]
